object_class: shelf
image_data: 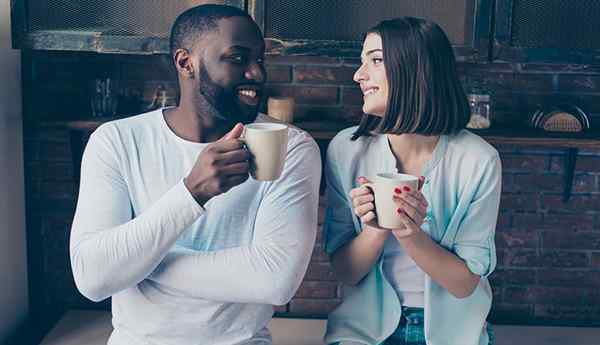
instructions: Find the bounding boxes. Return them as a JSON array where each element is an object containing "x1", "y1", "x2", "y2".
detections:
[
  {"x1": 22, "y1": 30, "x2": 169, "y2": 55},
  {"x1": 38, "y1": 118, "x2": 599, "y2": 203},
  {"x1": 39, "y1": 118, "x2": 600, "y2": 149}
]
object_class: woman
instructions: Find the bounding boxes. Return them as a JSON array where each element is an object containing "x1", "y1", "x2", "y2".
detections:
[{"x1": 323, "y1": 17, "x2": 501, "y2": 345}]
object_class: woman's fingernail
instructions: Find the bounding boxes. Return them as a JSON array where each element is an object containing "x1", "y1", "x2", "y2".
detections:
[
  {"x1": 397, "y1": 208, "x2": 403, "y2": 214},
  {"x1": 394, "y1": 187, "x2": 402, "y2": 194},
  {"x1": 403, "y1": 186, "x2": 411, "y2": 192}
]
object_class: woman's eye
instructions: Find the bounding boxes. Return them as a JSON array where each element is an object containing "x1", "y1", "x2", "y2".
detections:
[
  {"x1": 229, "y1": 55, "x2": 246, "y2": 64},
  {"x1": 372, "y1": 58, "x2": 383, "y2": 65}
]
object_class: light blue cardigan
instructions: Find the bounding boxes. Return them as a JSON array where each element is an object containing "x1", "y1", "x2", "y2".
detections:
[{"x1": 323, "y1": 127, "x2": 502, "y2": 345}]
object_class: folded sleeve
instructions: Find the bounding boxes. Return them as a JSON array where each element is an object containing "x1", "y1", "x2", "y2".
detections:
[{"x1": 452, "y1": 155, "x2": 502, "y2": 277}]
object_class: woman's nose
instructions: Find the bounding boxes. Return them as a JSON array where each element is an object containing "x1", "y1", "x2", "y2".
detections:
[{"x1": 353, "y1": 64, "x2": 367, "y2": 83}]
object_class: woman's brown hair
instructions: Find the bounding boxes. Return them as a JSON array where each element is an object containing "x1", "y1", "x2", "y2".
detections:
[{"x1": 352, "y1": 17, "x2": 469, "y2": 140}]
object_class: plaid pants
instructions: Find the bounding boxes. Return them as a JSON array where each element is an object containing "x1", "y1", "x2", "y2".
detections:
[{"x1": 336, "y1": 307, "x2": 494, "y2": 345}]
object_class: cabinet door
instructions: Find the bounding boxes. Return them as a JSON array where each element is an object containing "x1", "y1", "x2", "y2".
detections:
[
  {"x1": 493, "y1": 0, "x2": 600, "y2": 64},
  {"x1": 11, "y1": 0, "x2": 245, "y2": 54},
  {"x1": 249, "y1": 0, "x2": 493, "y2": 62}
]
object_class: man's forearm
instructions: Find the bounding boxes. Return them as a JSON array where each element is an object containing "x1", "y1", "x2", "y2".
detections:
[{"x1": 71, "y1": 181, "x2": 204, "y2": 302}]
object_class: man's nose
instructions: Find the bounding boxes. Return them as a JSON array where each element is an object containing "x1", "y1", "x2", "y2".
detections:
[{"x1": 245, "y1": 63, "x2": 265, "y2": 83}]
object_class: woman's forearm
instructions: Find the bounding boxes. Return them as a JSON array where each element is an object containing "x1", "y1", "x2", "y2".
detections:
[
  {"x1": 398, "y1": 231, "x2": 480, "y2": 298},
  {"x1": 331, "y1": 228, "x2": 390, "y2": 285}
]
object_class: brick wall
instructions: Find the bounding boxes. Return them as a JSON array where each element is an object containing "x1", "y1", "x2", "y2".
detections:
[{"x1": 23, "y1": 51, "x2": 600, "y2": 326}]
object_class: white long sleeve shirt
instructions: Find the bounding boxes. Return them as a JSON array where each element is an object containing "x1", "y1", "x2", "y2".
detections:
[{"x1": 70, "y1": 109, "x2": 321, "y2": 345}]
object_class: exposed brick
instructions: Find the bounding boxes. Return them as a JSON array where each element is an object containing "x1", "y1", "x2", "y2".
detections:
[
  {"x1": 40, "y1": 182, "x2": 77, "y2": 199},
  {"x1": 489, "y1": 268, "x2": 537, "y2": 285},
  {"x1": 310, "y1": 244, "x2": 330, "y2": 263},
  {"x1": 318, "y1": 203, "x2": 326, "y2": 225},
  {"x1": 539, "y1": 251, "x2": 589, "y2": 268},
  {"x1": 488, "y1": 304, "x2": 533, "y2": 324},
  {"x1": 542, "y1": 231, "x2": 600, "y2": 250},
  {"x1": 456, "y1": 62, "x2": 515, "y2": 73},
  {"x1": 39, "y1": 142, "x2": 72, "y2": 161},
  {"x1": 575, "y1": 156, "x2": 600, "y2": 173},
  {"x1": 572, "y1": 174, "x2": 598, "y2": 193},
  {"x1": 266, "y1": 85, "x2": 338, "y2": 105},
  {"x1": 265, "y1": 55, "x2": 342, "y2": 65},
  {"x1": 512, "y1": 213, "x2": 542, "y2": 227},
  {"x1": 492, "y1": 285, "x2": 503, "y2": 303},
  {"x1": 496, "y1": 230, "x2": 538, "y2": 249},
  {"x1": 534, "y1": 305, "x2": 600, "y2": 323},
  {"x1": 592, "y1": 253, "x2": 600, "y2": 267},
  {"x1": 512, "y1": 74, "x2": 555, "y2": 92},
  {"x1": 294, "y1": 86, "x2": 339, "y2": 105},
  {"x1": 500, "y1": 154, "x2": 547, "y2": 172},
  {"x1": 294, "y1": 281, "x2": 338, "y2": 299},
  {"x1": 119, "y1": 56, "x2": 175, "y2": 81},
  {"x1": 30, "y1": 162, "x2": 74, "y2": 181},
  {"x1": 537, "y1": 270, "x2": 600, "y2": 288},
  {"x1": 520, "y1": 63, "x2": 600, "y2": 74},
  {"x1": 501, "y1": 173, "x2": 514, "y2": 193},
  {"x1": 504, "y1": 286, "x2": 586, "y2": 305},
  {"x1": 542, "y1": 194, "x2": 600, "y2": 213},
  {"x1": 496, "y1": 250, "x2": 506, "y2": 269},
  {"x1": 500, "y1": 193, "x2": 539, "y2": 212},
  {"x1": 295, "y1": 66, "x2": 355, "y2": 85},
  {"x1": 35, "y1": 128, "x2": 71, "y2": 143},
  {"x1": 512, "y1": 174, "x2": 562, "y2": 193},
  {"x1": 558, "y1": 75, "x2": 600, "y2": 93},
  {"x1": 543, "y1": 214, "x2": 595, "y2": 231},
  {"x1": 503, "y1": 249, "x2": 540, "y2": 267},
  {"x1": 288, "y1": 298, "x2": 341, "y2": 316},
  {"x1": 305, "y1": 262, "x2": 337, "y2": 281},
  {"x1": 460, "y1": 72, "x2": 515, "y2": 91},
  {"x1": 341, "y1": 87, "x2": 363, "y2": 106},
  {"x1": 496, "y1": 211, "x2": 512, "y2": 230},
  {"x1": 266, "y1": 65, "x2": 292, "y2": 83}
]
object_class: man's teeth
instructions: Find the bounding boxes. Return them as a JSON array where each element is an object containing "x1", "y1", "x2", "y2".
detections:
[{"x1": 238, "y1": 90, "x2": 257, "y2": 98}]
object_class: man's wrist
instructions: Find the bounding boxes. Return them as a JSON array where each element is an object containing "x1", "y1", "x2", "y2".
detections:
[{"x1": 183, "y1": 177, "x2": 208, "y2": 206}]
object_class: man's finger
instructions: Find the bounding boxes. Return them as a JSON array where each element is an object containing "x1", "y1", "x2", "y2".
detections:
[
  {"x1": 216, "y1": 148, "x2": 251, "y2": 165},
  {"x1": 217, "y1": 123, "x2": 244, "y2": 142}
]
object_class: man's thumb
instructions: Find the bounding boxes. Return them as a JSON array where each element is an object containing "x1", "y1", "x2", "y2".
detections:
[{"x1": 219, "y1": 123, "x2": 244, "y2": 141}]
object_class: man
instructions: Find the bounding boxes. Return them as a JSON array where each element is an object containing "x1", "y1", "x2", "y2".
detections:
[{"x1": 69, "y1": 5, "x2": 321, "y2": 345}]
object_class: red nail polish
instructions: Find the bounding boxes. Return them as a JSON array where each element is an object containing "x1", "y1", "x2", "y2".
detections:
[
  {"x1": 394, "y1": 187, "x2": 402, "y2": 194},
  {"x1": 403, "y1": 186, "x2": 411, "y2": 192},
  {"x1": 397, "y1": 208, "x2": 403, "y2": 214}
]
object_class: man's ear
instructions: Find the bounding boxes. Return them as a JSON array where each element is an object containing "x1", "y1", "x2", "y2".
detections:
[{"x1": 174, "y1": 48, "x2": 195, "y2": 79}]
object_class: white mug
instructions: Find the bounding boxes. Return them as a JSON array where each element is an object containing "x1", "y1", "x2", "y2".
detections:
[
  {"x1": 242, "y1": 123, "x2": 289, "y2": 181},
  {"x1": 364, "y1": 173, "x2": 419, "y2": 229}
]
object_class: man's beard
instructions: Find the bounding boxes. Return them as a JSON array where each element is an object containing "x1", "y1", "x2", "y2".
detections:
[{"x1": 197, "y1": 64, "x2": 259, "y2": 125}]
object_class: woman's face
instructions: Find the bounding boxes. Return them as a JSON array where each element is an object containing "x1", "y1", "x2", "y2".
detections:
[{"x1": 353, "y1": 33, "x2": 388, "y2": 117}]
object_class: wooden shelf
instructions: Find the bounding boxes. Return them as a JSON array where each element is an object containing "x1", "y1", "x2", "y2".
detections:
[
  {"x1": 39, "y1": 118, "x2": 600, "y2": 149},
  {"x1": 38, "y1": 118, "x2": 600, "y2": 203}
]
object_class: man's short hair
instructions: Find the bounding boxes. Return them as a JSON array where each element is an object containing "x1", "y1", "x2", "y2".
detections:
[{"x1": 169, "y1": 4, "x2": 252, "y2": 57}]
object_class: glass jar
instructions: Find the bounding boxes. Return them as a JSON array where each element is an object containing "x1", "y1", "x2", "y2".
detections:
[{"x1": 466, "y1": 93, "x2": 491, "y2": 129}]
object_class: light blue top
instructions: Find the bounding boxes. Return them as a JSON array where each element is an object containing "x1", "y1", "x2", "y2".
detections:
[{"x1": 323, "y1": 127, "x2": 502, "y2": 345}]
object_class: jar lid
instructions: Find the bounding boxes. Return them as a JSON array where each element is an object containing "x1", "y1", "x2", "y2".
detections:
[{"x1": 468, "y1": 94, "x2": 490, "y2": 102}]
